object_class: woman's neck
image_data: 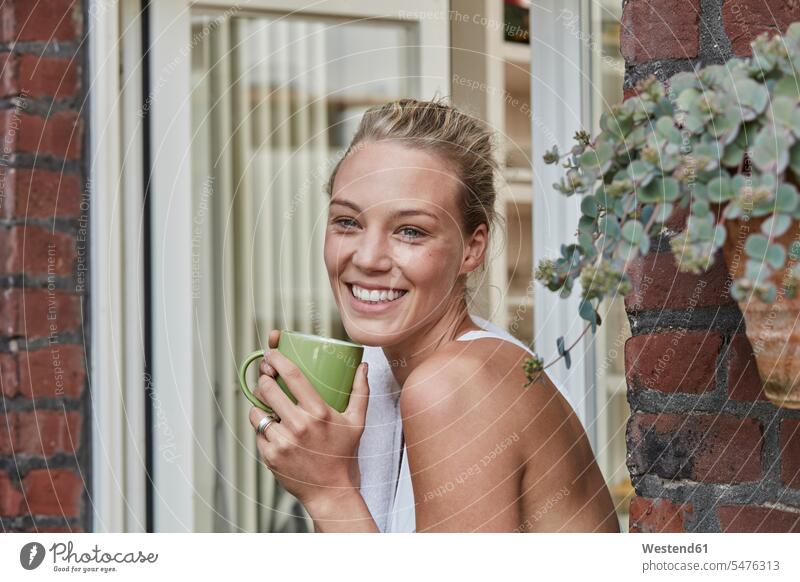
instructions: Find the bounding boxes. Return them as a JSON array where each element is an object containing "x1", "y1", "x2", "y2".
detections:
[{"x1": 381, "y1": 297, "x2": 481, "y2": 386}]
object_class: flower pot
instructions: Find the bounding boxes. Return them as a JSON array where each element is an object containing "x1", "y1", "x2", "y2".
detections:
[{"x1": 722, "y1": 215, "x2": 800, "y2": 409}]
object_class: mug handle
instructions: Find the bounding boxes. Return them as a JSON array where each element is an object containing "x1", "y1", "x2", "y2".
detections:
[{"x1": 238, "y1": 350, "x2": 274, "y2": 413}]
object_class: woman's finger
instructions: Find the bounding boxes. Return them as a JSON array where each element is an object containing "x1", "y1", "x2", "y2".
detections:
[
  {"x1": 256, "y1": 436, "x2": 277, "y2": 470},
  {"x1": 253, "y1": 374, "x2": 298, "y2": 427},
  {"x1": 265, "y1": 349, "x2": 329, "y2": 415},
  {"x1": 344, "y1": 362, "x2": 370, "y2": 422},
  {"x1": 259, "y1": 357, "x2": 276, "y2": 377},
  {"x1": 248, "y1": 407, "x2": 279, "y2": 442},
  {"x1": 268, "y1": 329, "x2": 281, "y2": 349}
]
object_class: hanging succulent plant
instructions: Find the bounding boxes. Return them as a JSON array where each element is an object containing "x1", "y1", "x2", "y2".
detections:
[{"x1": 524, "y1": 24, "x2": 800, "y2": 409}]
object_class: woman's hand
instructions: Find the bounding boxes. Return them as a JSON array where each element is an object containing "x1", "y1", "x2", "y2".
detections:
[{"x1": 248, "y1": 329, "x2": 370, "y2": 509}]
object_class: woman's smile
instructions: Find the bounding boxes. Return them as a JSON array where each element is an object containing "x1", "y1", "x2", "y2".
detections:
[{"x1": 344, "y1": 282, "x2": 410, "y2": 315}]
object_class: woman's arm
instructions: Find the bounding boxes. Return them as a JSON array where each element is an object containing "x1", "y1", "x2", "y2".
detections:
[
  {"x1": 399, "y1": 347, "x2": 618, "y2": 532},
  {"x1": 400, "y1": 353, "x2": 527, "y2": 532},
  {"x1": 304, "y1": 489, "x2": 380, "y2": 532}
]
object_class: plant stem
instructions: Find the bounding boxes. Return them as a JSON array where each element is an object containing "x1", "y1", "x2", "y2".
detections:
[{"x1": 523, "y1": 323, "x2": 593, "y2": 387}]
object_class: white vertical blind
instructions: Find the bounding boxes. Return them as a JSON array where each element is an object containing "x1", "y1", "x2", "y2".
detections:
[{"x1": 310, "y1": 22, "x2": 334, "y2": 337}]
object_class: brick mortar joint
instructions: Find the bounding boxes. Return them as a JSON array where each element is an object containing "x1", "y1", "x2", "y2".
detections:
[
  {"x1": 626, "y1": 306, "x2": 745, "y2": 337},
  {"x1": 633, "y1": 473, "x2": 800, "y2": 508}
]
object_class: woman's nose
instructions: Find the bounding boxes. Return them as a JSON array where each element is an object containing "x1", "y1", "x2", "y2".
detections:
[{"x1": 351, "y1": 230, "x2": 392, "y2": 272}]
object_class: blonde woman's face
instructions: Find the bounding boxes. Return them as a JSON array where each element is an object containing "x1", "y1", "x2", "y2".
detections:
[{"x1": 324, "y1": 141, "x2": 475, "y2": 346}]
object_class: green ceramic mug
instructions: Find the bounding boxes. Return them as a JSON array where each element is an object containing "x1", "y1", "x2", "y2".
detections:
[{"x1": 238, "y1": 331, "x2": 364, "y2": 414}]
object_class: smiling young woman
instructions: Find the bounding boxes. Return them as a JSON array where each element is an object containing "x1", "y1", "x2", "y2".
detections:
[{"x1": 248, "y1": 98, "x2": 619, "y2": 533}]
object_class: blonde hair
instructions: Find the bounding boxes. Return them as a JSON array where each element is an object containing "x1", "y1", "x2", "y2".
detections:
[{"x1": 325, "y1": 97, "x2": 501, "y2": 242}]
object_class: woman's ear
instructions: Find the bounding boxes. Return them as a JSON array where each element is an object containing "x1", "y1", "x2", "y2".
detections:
[{"x1": 459, "y1": 223, "x2": 489, "y2": 276}]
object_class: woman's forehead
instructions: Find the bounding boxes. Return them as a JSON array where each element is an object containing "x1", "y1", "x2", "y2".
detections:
[{"x1": 332, "y1": 142, "x2": 463, "y2": 213}]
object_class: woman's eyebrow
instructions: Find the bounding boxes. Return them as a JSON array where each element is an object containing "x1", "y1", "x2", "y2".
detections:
[{"x1": 329, "y1": 199, "x2": 439, "y2": 222}]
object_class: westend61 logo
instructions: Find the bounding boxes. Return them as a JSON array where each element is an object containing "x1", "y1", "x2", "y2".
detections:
[{"x1": 19, "y1": 541, "x2": 159, "y2": 574}]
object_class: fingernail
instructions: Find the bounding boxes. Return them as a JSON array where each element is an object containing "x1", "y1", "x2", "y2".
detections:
[{"x1": 362, "y1": 362, "x2": 369, "y2": 374}]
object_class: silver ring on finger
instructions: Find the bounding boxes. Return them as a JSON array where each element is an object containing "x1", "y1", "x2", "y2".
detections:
[{"x1": 256, "y1": 414, "x2": 279, "y2": 438}]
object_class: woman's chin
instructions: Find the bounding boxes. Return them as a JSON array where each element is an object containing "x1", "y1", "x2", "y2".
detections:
[
  {"x1": 341, "y1": 320, "x2": 403, "y2": 347},
  {"x1": 343, "y1": 328, "x2": 395, "y2": 347}
]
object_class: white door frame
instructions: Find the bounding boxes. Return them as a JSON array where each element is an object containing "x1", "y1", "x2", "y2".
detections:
[
  {"x1": 148, "y1": 0, "x2": 449, "y2": 532},
  {"x1": 531, "y1": 0, "x2": 597, "y2": 436},
  {"x1": 89, "y1": 0, "x2": 149, "y2": 533}
]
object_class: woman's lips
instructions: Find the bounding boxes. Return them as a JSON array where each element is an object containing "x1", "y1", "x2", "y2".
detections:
[{"x1": 344, "y1": 283, "x2": 408, "y2": 315}]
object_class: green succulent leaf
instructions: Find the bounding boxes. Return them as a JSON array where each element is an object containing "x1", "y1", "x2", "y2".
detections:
[
  {"x1": 751, "y1": 125, "x2": 793, "y2": 174},
  {"x1": 766, "y1": 244, "x2": 787, "y2": 269},
  {"x1": 578, "y1": 215, "x2": 595, "y2": 237},
  {"x1": 655, "y1": 115, "x2": 682, "y2": 144},
  {"x1": 773, "y1": 76, "x2": 800, "y2": 100},
  {"x1": 627, "y1": 160, "x2": 655, "y2": 186},
  {"x1": 706, "y1": 175, "x2": 734, "y2": 203},
  {"x1": 692, "y1": 198, "x2": 711, "y2": 217},
  {"x1": 639, "y1": 176, "x2": 680, "y2": 203},
  {"x1": 761, "y1": 214, "x2": 792, "y2": 237},
  {"x1": 598, "y1": 215, "x2": 621, "y2": 240},
  {"x1": 745, "y1": 234, "x2": 769, "y2": 260},
  {"x1": 653, "y1": 202, "x2": 674, "y2": 223},
  {"x1": 579, "y1": 299, "x2": 597, "y2": 323},
  {"x1": 721, "y1": 141, "x2": 745, "y2": 167},
  {"x1": 669, "y1": 72, "x2": 700, "y2": 97},
  {"x1": 775, "y1": 183, "x2": 799, "y2": 213},
  {"x1": 767, "y1": 95, "x2": 797, "y2": 130},
  {"x1": 581, "y1": 195, "x2": 598, "y2": 218},
  {"x1": 734, "y1": 77, "x2": 769, "y2": 120},
  {"x1": 621, "y1": 220, "x2": 645, "y2": 246},
  {"x1": 579, "y1": 141, "x2": 615, "y2": 174}
]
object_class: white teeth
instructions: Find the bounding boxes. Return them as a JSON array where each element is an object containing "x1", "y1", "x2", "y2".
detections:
[{"x1": 350, "y1": 284, "x2": 407, "y2": 303}]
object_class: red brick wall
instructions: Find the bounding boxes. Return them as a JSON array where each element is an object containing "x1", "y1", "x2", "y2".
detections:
[
  {"x1": 0, "y1": 0, "x2": 89, "y2": 533},
  {"x1": 621, "y1": 0, "x2": 800, "y2": 532}
]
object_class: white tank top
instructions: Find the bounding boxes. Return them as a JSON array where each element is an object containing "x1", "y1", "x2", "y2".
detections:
[{"x1": 386, "y1": 329, "x2": 538, "y2": 533}]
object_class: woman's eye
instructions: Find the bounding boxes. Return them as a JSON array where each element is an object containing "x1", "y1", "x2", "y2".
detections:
[
  {"x1": 399, "y1": 227, "x2": 425, "y2": 240},
  {"x1": 333, "y1": 217, "x2": 358, "y2": 230}
]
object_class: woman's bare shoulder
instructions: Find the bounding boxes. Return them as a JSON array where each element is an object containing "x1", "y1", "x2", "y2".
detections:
[{"x1": 398, "y1": 336, "x2": 559, "y2": 434}]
